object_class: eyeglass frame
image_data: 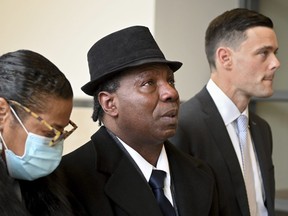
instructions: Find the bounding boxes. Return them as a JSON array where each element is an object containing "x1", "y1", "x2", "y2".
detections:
[{"x1": 8, "y1": 100, "x2": 78, "y2": 146}]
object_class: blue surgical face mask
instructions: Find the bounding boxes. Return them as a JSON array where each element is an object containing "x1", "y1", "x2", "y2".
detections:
[{"x1": 0, "y1": 107, "x2": 63, "y2": 180}]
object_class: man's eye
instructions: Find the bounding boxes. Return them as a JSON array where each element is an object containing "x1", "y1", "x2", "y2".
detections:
[
  {"x1": 168, "y1": 79, "x2": 175, "y2": 86},
  {"x1": 143, "y1": 80, "x2": 155, "y2": 86},
  {"x1": 261, "y1": 51, "x2": 268, "y2": 56}
]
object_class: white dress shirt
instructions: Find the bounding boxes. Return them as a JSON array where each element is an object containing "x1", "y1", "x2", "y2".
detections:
[
  {"x1": 207, "y1": 79, "x2": 267, "y2": 216},
  {"x1": 117, "y1": 137, "x2": 174, "y2": 205}
]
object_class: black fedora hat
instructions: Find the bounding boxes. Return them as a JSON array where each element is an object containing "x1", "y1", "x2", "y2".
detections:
[{"x1": 81, "y1": 25, "x2": 182, "y2": 96}]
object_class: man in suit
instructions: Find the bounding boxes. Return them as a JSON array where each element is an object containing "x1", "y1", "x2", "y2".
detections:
[
  {"x1": 60, "y1": 26, "x2": 219, "y2": 215},
  {"x1": 170, "y1": 8, "x2": 280, "y2": 216}
]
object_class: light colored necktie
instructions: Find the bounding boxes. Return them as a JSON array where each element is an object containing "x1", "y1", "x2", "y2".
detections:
[{"x1": 237, "y1": 115, "x2": 257, "y2": 216}]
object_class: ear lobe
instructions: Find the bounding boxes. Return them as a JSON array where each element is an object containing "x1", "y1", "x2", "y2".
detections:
[
  {"x1": 0, "y1": 98, "x2": 10, "y2": 130},
  {"x1": 98, "y1": 91, "x2": 118, "y2": 117},
  {"x1": 216, "y1": 47, "x2": 232, "y2": 69}
]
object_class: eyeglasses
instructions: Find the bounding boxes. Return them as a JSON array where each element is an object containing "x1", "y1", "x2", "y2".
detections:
[{"x1": 8, "y1": 100, "x2": 78, "y2": 146}]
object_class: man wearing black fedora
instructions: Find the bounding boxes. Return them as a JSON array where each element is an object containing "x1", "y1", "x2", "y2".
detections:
[{"x1": 59, "y1": 25, "x2": 219, "y2": 216}]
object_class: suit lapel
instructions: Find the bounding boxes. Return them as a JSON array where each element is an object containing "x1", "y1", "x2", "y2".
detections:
[
  {"x1": 165, "y1": 142, "x2": 214, "y2": 216},
  {"x1": 105, "y1": 157, "x2": 161, "y2": 216},
  {"x1": 197, "y1": 88, "x2": 250, "y2": 216},
  {"x1": 249, "y1": 115, "x2": 273, "y2": 213},
  {"x1": 94, "y1": 128, "x2": 161, "y2": 216}
]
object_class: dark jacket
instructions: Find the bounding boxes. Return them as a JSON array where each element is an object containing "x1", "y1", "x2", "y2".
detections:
[
  {"x1": 19, "y1": 170, "x2": 87, "y2": 216},
  {"x1": 0, "y1": 160, "x2": 29, "y2": 216},
  {"x1": 59, "y1": 126, "x2": 219, "y2": 216},
  {"x1": 170, "y1": 87, "x2": 275, "y2": 216},
  {"x1": 0, "y1": 154, "x2": 86, "y2": 216}
]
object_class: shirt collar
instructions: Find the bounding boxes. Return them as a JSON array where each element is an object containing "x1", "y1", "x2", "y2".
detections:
[
  {"x1": 206, "y1": 79, "x2": 249, "y2": 125},
  {"x1": 117, "y1": 137, "x2": 170, "y2": 182}
]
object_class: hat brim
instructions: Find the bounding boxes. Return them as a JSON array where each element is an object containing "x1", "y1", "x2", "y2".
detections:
[{"x1": 81, "y1": 58, "x2": 182, "y2": 96}]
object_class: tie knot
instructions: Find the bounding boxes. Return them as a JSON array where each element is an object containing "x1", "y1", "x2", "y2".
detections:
[
  {"x1": 237, "y1": 115, "x2": 248, "y2": 132},
  {"x1": 149, "y1": 169, "x2": 166, "y2": 189}
]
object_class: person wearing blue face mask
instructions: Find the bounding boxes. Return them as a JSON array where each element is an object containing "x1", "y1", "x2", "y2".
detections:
[
  {"x1": 0, "y1": 50, "x2": 85, "y2": 215},
  {"x1": 1, "y1": 102, "x2": 65, "y2": 181}
]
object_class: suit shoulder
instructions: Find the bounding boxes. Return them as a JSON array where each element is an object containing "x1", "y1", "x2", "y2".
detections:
[
  {"x1": 60, "y1": 139, "x2": 97, "y2": 174},
  {"x1": 180, "y1": 95, "x2": 199, "y2": 109},
  {"x1": 179, "y1": 87, "x2": 210, "y2": 115},
  {"x1": 62, "y1": 127, "x2": 108, "y2": 162},
  {"x1": 249, "y1": 111, "x2": 269, "y2": 124},
  {"x1": 166, "y1": 142, "x2": 214, "y2": 179},
  {"x1": 63, "y1": 139, "x2": 95, "y2": 160}
]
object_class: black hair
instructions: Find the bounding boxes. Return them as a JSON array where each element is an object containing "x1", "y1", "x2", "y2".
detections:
[
  {"x1": 205, "y1": 8, "x2": 274, "y2": 69},
  {"x1": 0, "y1": 50, "x2": 73, "y2": 115}
]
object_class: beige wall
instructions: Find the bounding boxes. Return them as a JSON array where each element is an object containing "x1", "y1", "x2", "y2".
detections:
[
  {"x1": 154, "y1": 0, "x2": 238, "y2": 101},
  {"x1": 63, "y1": 107, "x2": 98, "y2": 154},
  {"x1": 0, "y1": 0, "x2": 155, "y2": 99}
]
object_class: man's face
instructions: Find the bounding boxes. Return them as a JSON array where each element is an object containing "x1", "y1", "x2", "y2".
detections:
[
  {"x1": 231, "y1": 26, "x2": 280, "y2": 98},
  {"x1": 113, "y1": 64, "x2": 179, "y2": 147}
]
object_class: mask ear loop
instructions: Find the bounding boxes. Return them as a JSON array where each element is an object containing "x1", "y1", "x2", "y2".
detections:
[
  {"x1": 0, "y1": 107, "x2": 29, "y2": 151},
  {"x1": 9, "y1": 106, "x2": 29, "y2": 135},
  {"x1": 0, "y1": 132, "x2": 8, "y2": 151}
]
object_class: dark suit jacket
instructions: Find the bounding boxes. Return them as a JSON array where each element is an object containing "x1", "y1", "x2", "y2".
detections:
[
  {"x1": 60, "y1": 126, "x2": 219, "y2": 216},
  {"x1": 170, "y1": 87, "x2": 275, "y2": 216},
  {"x1": 19, "y1": 170, "x2": 87, "y2": 216},
  {"x1": 0, "y1": 159, "x2": 29, "y2": 215}
]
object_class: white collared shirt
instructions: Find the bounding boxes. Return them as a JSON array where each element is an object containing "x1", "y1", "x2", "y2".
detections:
[
  {"x1": 207, "y1": 79, "x2": 267, "y2": 216},
  {"x1": 117, "y1": 137, "x2": 174, "y2": 205}
]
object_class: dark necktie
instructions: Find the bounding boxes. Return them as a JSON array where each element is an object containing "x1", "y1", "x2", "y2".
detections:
[{"x1": 149, "y1": 169, "x2": 176, "y2": 216}]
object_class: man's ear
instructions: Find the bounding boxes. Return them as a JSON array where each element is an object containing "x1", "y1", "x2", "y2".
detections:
[
  {"x1": 98, "y1": 91, "x2": 118, "y2": 117},
  {"x1": 216, "y1": 47, "x2": 233, "y2": 70},
  {"x1": 0, "y1": 98, "x2": 10, "y2": 130}
]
